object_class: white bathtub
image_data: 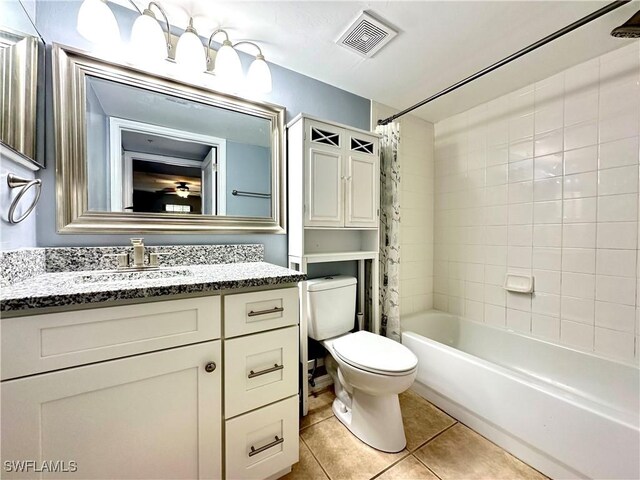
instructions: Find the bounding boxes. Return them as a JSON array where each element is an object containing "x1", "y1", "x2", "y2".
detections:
[{"x1": 401, "y1": 310, "x2": 639, "y2": 480}]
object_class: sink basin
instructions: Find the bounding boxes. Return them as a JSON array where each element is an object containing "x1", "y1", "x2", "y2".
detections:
[{"x1": 74, "y1": 268, "x2": 193, "y2": 284}]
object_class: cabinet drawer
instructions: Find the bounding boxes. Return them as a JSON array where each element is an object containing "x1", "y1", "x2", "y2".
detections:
[
  {"x1": 224, "y1": 287, "x2": 298, "y2": 338},
  {"x1": 225, "y1": 326, "x2": 298, "y2": 418},
  {"x1": 225, "y1": 396, "x2": 299, "y2": 480},
  {"x1": 1, "y1": 296, "x2": 220, "y2": 380}
]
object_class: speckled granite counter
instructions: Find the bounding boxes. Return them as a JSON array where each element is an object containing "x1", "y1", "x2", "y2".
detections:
[{"x1": 1, "y1": 262, "x2": 305, "y2": 314}]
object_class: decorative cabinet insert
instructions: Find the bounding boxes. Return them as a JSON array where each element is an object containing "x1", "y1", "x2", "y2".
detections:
[{"x1": 1, "y1": 287, "x2": 299, "y2": 480}]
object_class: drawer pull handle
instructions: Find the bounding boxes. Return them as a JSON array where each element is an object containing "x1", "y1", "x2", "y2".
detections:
[
  {"x1": 205, "y1": 362, "x2": 217, "y2": 373},
  {"x1": 248, "y1": 306, "x2": 284, "y2": 317},
  {"x1": 248, "y1": 364, "x2": 284, "y2": 378},
  {"x1": 249, "y1": 436, "x2": 284, "y2": 457}
]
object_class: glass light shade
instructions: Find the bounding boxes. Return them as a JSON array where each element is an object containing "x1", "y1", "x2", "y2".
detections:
[
  {"x1": 214, "y1": 42, "x2": 242, "y2": 85},
  {"x1": 77, "y1": 0, "x2": 120, "y2": 45},
  {"x1": 175, "y1": 29, "x2": 207, "y2": 73},
  {"x1": 130, "y1": 13, "x2": 167, "y2": 64},
  {"x1": 247, "y1": 56, "x2": 272, "y2": 93}
]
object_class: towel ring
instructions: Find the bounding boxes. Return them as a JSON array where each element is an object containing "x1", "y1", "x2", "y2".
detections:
[{"x1": 7, "y1": 173, "x2": 42, "y2": 224}]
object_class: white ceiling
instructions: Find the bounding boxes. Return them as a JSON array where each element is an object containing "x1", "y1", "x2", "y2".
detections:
[{"x1": 120, "y1": 0, "x2": 640, "y2": 124}]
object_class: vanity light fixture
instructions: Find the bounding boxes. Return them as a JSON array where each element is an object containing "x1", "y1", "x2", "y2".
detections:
[
  {"x1": 175, "y1": 182, "x2": 190, "y2": 198},
  {"x1": 206, "y1": 29, "x2": 242, "y2": 86},
  {"x1": 76, "y1": 1, "x2": 273, "y2": 94},
  {"x1": 77, "y1": 0, "x2": 122, "y2": 45},
  {"x1": 130, "y1": 2, "x2": 172, "y2": 64},
  {"x1": 175, "y1": 18, "x2": 207, "y2": 73},
  {"x1": 235, "y1": 41, "x2": 273, "y2": 94}
]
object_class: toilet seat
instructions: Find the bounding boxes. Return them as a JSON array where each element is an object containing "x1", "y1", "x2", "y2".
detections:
[{"x1": 331, "y1": 331, "x2": 418, "y2": 377}]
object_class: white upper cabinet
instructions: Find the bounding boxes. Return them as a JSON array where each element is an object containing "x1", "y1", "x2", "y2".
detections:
[{"x1": 298, "y1": 117, "x2": 379, "y2": 228}]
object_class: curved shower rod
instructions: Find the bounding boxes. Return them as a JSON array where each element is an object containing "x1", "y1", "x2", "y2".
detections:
[{"x1": 377, "y1": 0, "x2": 632, "y2": 126}]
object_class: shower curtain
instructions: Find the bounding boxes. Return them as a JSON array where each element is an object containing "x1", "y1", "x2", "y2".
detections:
[{"x1": 376, "y1": 122, "x2": 401, "y2": 342}]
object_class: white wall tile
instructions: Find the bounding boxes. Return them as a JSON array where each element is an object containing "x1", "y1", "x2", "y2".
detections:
[
  {"x1": 432, "y1": 45, "x2": 639, "y2": 364},
  {"x1": 595, "y1": 275, "x2": 636, "y2": 306},
  {"x1": 507, "y1": 308, "x2": 531, "y2": 333},
  {"x1": 599, "y1": 137, "x2": 639, "y2": 170},
  {"x1": 561, "y1": 272, "x2": 596, "y2": 299},
  {"x1": 562, "y1": 248, "x2": 596, "y2": 274},
  {"x1": 534, "y1": 153, "x2": 563, "y2": 179},
  {"x1": 564, "y1": 146, "x2": 598, "y2": 175},
  {"x1": 595, "y1": 301, "x2": 636, "y2": 333},
  {"x1": 596, "y1": 249, "x2": 637, "y2": 278},
  {"x1": 597, "y1": 193, "x2": 638, "y2": 222},
  {"x1": 532, "y1": 313, "x2": 560, "y2": 340},
  {"x1": 484, "y1": 304, "x2": 506, "y2": 326},
  {"x1": 561, "y1": 319, "x2": 594, "y2": 350},
  {"x1": 596, "y1": 222, "x2": 638, "y2": 250},
  {"x1": 563, "y1": 223, "x2": 596, "y2": 248},
  {"x1": 597, "y1": 165, "x2": 638, "y2": 197},
  {"x1": 594, "y1": 327, "x2": 635, "y2": 361},
  {"x1": 563, "y1": 172, "x2": 597, "y2": 199}
]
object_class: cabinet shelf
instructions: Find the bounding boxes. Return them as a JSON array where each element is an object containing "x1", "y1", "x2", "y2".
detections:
[{"x1": 294, "y1": 251, "x2": 378, "y2": 264}]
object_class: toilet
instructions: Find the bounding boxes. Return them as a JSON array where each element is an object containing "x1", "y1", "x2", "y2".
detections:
[{"x1": 306, "y1": 276, "x2": 418, "y2": 453}]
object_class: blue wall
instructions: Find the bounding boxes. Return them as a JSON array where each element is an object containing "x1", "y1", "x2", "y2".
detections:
[{"x1": 32, "y1": 1, "x2": 371, "y2": 265}]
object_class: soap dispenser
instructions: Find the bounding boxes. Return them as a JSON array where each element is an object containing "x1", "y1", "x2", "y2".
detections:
[{"x1": 130, "y1": 238, "x2": 145, "y2": 267}]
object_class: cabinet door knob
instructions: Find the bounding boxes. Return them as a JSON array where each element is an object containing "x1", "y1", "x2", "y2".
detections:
[{"x1": 205, "y1": 362, "x2": 217, "y2": 373}]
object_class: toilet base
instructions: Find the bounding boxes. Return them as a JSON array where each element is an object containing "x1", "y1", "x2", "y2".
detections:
[{"x1": 332, "y1": 390, "x2": 407, "y2": 453}]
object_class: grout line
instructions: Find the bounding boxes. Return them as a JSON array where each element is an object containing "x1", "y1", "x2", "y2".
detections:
[
  {"x1": 408, "y1": 420, "x2": 458, "y2": 453},
  {"x1": 299, "y1": 435, "x2": 333, "y2": 480},
  {"x1": 417, "y1": 421, "x2": 458, "y2": 449},
  {"x1": 369, "y1": 450, "x2": 415, "y2": 480},
  {"x1": 412, "y1": 453, "x2": 444, "y2": 480},
  {"x1": 299, "y1": 411, "x2": 335, "y2": 432}
]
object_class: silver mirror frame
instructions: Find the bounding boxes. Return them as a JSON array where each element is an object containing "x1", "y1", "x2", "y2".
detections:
[
  {"x1": 1, "y1": 29, "x2": 42, "y2": 169},
  {"x1": 52, "y1": 44, "x2": 286, "y2": 234}
]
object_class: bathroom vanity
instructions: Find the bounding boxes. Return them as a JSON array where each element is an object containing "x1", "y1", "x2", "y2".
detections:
[{"x1": 0, "y1": 245, "x2": 305, "y2": 480}]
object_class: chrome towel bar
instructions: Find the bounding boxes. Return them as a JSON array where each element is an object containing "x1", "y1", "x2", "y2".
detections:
[{"x1": 7, "y1": 173, "x2": 41, "y2": 224}]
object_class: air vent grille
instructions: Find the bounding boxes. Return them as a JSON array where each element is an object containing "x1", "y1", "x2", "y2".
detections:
[{"x1": 337, "y1": 11, "x2": 397, "y2": 58}]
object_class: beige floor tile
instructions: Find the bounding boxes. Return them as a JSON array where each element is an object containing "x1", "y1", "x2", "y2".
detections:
[
  {"x1": 376, "y1": 455, "x2": 439, "y2": 480},
  {"x1": 301, "y1": 416, "x2": 408, "y2": 480},
  {"x1": 301, "y1": 388, "x2": 335, "y2": 430},
  {"x1": 415, "y1": 423, "x2": 547, "y2": 480},
  {"x1": 400, "y1": 390, "x2": 456, "y2": 451},
  {"x1": 281, "y1": 438, "x2": 329, "y2": 480}
]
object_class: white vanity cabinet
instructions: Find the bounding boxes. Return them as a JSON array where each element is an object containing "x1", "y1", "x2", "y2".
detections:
[
  {"x1": 1, "y1": 287, "x2": 300, "y2": 480},
  {"x1": 297, "y1": 117, "x2": 379, "y2": 228}
]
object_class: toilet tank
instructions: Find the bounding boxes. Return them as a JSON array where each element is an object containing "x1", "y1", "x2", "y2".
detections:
[{"x1": 306, "y1": 276, "x2": 357, "y2": 341}]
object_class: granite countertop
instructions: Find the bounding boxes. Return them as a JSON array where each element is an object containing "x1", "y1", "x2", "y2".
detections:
[{"x1": 1, "y1": 262, "x2": 306, "y2": 314}]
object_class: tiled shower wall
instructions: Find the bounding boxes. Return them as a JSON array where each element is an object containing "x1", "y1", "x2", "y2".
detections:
[
  {"x1": 372, "y1": 102, "x2": 435, "y2": 315},
  {"x1": 433, "y1": 42, "x2": 640, "y2": 364}
]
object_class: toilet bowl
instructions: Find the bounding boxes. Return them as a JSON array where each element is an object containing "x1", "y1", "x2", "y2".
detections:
[
  {"x1": 323, "y1": 331, "x2": 417, "y2": 452},
  {"x1": 306, "y1": 276, "x2": 418, "y2": 453}
]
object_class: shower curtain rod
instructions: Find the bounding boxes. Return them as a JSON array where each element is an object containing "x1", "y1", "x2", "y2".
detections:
[{"x1": 377, "y1": 0, "x2": 631, "y2": 126}]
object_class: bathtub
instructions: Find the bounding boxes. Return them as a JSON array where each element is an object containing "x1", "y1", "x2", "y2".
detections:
[{"x1": 401, "y1": 310, "x2": 639, "y2": 480}]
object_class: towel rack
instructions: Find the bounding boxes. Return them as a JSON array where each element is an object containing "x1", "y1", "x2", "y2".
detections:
[
  {"x1": 232, "y1": 189, "x2": 271, "y2": 198},
  {"x1": 7, "y1": 173, "x2": 42, "y2": 224}
]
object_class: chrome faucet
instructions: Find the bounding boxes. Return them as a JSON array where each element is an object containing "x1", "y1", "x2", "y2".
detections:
[{"x1": 130, "y1": 238, "x2": 146, "y2": 268}]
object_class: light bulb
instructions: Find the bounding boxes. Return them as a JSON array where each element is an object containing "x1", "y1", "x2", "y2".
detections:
[
  {"x1": 77, "y1": 0, "x2": 120, "y2": 45},
  {"x1": 214, "y1": 40, "x2": 242, "y2": 85},
  {"x1": 175, "y1": 18, "x2": 206, "y2": 73},
  {"x1": 247, "y1": 55, "x2": 272, "y2": 93},
  {"x1": 130, "y1": 11, "x2": 167, "y2": 65}
]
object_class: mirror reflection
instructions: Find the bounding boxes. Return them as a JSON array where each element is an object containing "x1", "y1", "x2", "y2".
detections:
[
  {"x1": 0, "y1": 0, "x2": 45, "y2": 167},
  {"x1": 85, "y1": 75, "x2": 273, "y2": 218}
]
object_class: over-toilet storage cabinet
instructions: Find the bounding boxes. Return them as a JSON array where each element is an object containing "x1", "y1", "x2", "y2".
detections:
[
  {"x1": 1, "y1": 287, "x2": 299, "y2": 480},
  {"x1": 286, "y1": 114, "x2": 380, "y2": 416}
]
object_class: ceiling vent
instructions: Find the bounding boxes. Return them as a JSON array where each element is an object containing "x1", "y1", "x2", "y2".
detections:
[{"x1": 337, "y1": 11, "x2": 397, "y2": 58}]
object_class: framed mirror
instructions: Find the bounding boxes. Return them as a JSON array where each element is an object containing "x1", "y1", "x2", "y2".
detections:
[
  {"x1": 53, "y1": 44, "x2": 286, "y2": 234},
  {"x1": 0, "y1": 0, "x2": 45, "y2": 168}
]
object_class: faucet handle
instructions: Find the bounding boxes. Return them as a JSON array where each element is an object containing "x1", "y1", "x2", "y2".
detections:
[
  {"x1": 148, "y1": 252, "x2": 169, "y2": 267},
  {"x1": 102, "y1": 252, "x2": 130, "y2": 269}
]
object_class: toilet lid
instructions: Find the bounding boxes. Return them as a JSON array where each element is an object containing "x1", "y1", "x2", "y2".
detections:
[{"x1": 332, "y1": 331, "x2": 418, "y2": 375}]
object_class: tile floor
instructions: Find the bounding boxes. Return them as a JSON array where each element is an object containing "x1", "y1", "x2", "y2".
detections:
[{"x1": 284, "y1": 388, "x2": 547, "y2": 480}]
